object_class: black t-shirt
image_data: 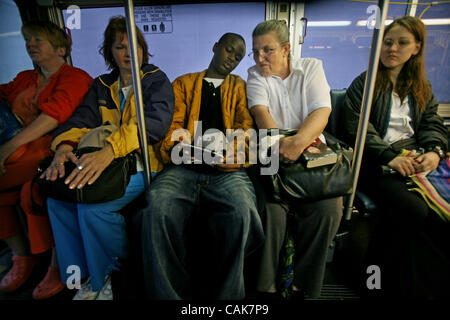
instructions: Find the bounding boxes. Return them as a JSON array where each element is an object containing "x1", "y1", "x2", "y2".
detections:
[
  {"x1": 198, "y1": 79, "x2": 224, "y2": 134},
  {"x1": 182, "y1": 79, "x2": 225, "y2": 174}
]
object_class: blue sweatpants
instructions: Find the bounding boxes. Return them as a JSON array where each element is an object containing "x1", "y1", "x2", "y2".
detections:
[{"x1": 47, "y1": 172, "x2": 146, "y2": 291}]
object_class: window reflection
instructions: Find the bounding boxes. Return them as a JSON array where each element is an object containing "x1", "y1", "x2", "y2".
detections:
[{"x1": 302, "y1": 0, "x2": 407, "y2": 91}]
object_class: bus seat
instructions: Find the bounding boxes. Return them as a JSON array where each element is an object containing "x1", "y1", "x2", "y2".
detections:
[
  {"x1": 326, "y1": 89, "x2": 347, "y2": 140},
  {"x1": 354, "y1": 190, "x2": 378, "y2": 214},
  {"x1": 328, "y1": 89, "x2": 378, "y2": 216}
]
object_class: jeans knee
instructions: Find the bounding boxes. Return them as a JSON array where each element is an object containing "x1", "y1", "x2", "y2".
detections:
[
  {"x1": 141, "y1": 195, "x2": 181, "y2": 235},
  {"x1": 233, "y1": 198, "x2": 258, "y2": 224}
]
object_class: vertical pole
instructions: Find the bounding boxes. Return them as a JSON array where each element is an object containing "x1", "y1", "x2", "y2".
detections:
[
  {"x1": 405, "y1": 0, "x2": 419, "y2": 17},
  {"x1": 124, "y1": 0, "x2": 151, "y2": 187},
  {"x1": 344, "y1": 0, "x2": 390, "y2": 220}
]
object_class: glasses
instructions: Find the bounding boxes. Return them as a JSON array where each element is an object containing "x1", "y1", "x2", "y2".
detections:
[{"x1": 248, "y1": 45, "x2": 281, "y2": 59}]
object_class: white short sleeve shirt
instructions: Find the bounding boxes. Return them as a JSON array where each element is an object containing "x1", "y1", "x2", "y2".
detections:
[{"x1": 246, "y1": 57, "x2": 331, "y2": 130}]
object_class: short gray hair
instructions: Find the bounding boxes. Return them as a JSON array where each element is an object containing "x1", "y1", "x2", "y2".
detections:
[{"x1": 252, "y1": 19, "x2": 290, "y2": 45}]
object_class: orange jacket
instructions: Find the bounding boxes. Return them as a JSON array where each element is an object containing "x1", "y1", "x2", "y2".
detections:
[
  {"x1": 0, "y1": 63, "x2": 93, "y2": 125},
  {"x1": 157, "y1": 71, "x2": 254, "y2": 170}
]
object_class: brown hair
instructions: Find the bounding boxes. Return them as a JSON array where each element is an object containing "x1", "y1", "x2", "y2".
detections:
[
  {"x1": 99, "y1": 16, "x2": 150, "y2": 70},
  {"x1": 21, "y1": 20, "x2": 72, "y2": 60},
  {"x1": 377, "y1": 16, "x2": 431, "y2": 111}
]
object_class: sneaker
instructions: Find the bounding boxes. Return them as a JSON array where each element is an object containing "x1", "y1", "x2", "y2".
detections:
[
  {"x1": 96, "y1": 275, "x2": 113, "y2": 300},
  {"x1": 72, "y1": 278, "x2": 99, "y2": 300}
]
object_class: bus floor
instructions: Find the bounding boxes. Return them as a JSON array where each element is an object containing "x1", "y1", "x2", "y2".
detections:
[{"x1": 0, "y1": 213, "x2": 372, "y2": 301}]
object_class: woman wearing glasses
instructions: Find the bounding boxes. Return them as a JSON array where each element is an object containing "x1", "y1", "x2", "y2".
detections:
[{"x1": 246, "y1": 19, "x2": 342, "y2": 300}]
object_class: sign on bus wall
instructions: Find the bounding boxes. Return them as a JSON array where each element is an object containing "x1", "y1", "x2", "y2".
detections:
[{"x1": 134, "y1": 5, "x2": 173, "y2": 34}]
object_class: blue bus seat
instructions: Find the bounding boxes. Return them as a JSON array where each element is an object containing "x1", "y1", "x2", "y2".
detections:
[
  {"x1": 328, "y1": 89, "x2": 378, "y2": 216},
  {"x1": 327, "y1": 89, "x2": 347, "y2": 141}
]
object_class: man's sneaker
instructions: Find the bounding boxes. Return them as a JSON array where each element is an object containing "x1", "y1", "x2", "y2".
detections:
[
  {"x1": 72, "y1": 278, "x2": 99, "y2": 300},
  {"x1": 96, "y1": 275, "x2": 113, "y2": 300}
]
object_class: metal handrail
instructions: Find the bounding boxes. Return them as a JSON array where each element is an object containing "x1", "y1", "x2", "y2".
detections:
[
  {"x1": 344, "y1": 0, "x2": 389, "y2": 220},
  {"x1": 124, "y1": 0, "x2": 151, "y2": 187}
]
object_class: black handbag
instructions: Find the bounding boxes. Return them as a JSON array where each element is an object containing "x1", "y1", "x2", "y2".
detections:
[
  {"x1": 36, "y1": 146, "x2": 137, "y2": 204},
  {"x1": 267, "y1": 130, "x2": 353, "y2": 203},
  {"x1": 36, "y1": 123, "x2": 138, "y2": 205}
]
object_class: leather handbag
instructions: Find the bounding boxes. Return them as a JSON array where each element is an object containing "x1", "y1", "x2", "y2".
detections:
[
  {"x1": 268, "y1": 130, "x2": 353, "y2": 203},
  {"x1": 36, "y1": 125, "x2": 137, "y2": 204}
]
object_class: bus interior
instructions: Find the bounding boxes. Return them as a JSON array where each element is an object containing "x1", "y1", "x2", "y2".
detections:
[{"x1": 0, "y1": 0, "x2": 449, "y2": 303}]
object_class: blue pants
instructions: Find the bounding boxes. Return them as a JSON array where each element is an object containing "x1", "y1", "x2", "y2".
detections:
[
  {"x1": 47, "y1": 172, "x2": 146, "y2": 291},
  {"x1": 138, "y1": 165, "x2": 264, "y2": 300}
]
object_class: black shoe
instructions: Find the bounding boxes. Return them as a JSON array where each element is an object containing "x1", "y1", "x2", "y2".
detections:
[{"x1": 291, "y1": 290, "x2": 305, "y2": 301}]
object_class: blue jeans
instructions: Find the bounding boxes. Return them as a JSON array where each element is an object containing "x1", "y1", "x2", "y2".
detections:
[
  {"x1": 47, "y1": 172, "x2": 146, "y2": 291},
  {"x1": 139, "y1": 165, "x2": 264, "y2": 300}
]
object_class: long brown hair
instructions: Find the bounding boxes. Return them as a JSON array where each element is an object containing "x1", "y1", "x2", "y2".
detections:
[{"x1": 376, "y1": 16, "x2": 431, "y2": 111}]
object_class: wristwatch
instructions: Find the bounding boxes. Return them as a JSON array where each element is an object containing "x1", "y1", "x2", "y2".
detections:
[{"x1": 427, "y1": 145, "x2": 445, "y2": 160}]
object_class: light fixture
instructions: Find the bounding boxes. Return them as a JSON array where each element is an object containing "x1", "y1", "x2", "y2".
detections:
[
  {"x1": 356, "y1": 18, "x2": 450, "y2": 27},
  {"x1": 308, "y1": 21, "x2": 352, "y2": 27},
  {"x1": 0, "y1": 31, "x2": 21, "y2": 37},
  {"x1": 356, "y1": 19, "x2": 393, "y2": 27},
  {"x1": 421, "y1": 18, "x2": 450, "y2": 25}
]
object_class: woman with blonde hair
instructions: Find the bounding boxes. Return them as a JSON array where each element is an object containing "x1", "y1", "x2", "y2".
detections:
[
  {"x1": 0, "y1": 20, "x2": 92, "y2": 299},
  {"x1": 246, "y1": 19, "x2": 343, "y2": 300}
]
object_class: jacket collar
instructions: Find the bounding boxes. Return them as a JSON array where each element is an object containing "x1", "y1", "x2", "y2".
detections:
[
  {"x1": 98, "y1": 63, "x2": 160, "y2": 88},
  {"x1": 199, "y1": 69, "x2": 233, "y2": 83},
  {"x1": 32, "y1": 62, "x2": 70, "y2": 81}
]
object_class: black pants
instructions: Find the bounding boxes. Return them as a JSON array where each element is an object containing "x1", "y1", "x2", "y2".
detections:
[
  {"x1": 247, "y1": 166, "x2": 342, "y2": 298},
  {"x1": 256, "y1": 198, "x2": 342, "y2": 299},
  {"x1": 361, "y1": 173, "x2": 450, "y2": 298}
]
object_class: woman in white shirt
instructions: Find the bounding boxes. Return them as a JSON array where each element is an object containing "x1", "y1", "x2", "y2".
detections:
[{"x1": 246, "y1": 19, "x2": 342, "y2": 299}]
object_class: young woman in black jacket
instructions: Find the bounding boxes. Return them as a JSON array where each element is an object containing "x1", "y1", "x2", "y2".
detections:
[{"x1": 342, "y1": 16, "x2": 448, "y2": 298}]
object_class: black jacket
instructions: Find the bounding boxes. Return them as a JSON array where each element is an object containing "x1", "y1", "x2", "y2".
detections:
[{"x1": 342, "y1": 72, "x2": 447, "y2": 168}]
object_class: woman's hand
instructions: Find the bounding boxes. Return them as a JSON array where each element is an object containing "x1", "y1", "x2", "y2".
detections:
[
  {"x1": 1, "y1": 113, "x2": 59, "y2": 176},
  {"x1": 40, "y1": 144, "x2": 77, "y2": 181},
  {"x1": 278, "y1": 136, "x2": 306, "y2": 163},
  {"x1": 388, "y1": 156, "x2": 417, "y2": 177},
  {"x1": 64, "y1": 144, "x2": 115, "y2": 189},
  {"x1": 0, "y1": 141, "x2": 19, "y2": 175},
  {"x1": 413, "y1": 152, "x2": 440, "y2": 173}
]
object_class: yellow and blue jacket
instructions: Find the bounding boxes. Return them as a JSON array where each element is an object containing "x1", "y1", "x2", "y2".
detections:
[{"x1": 51, "y1": 64, "x2": 175, "y2": 172}]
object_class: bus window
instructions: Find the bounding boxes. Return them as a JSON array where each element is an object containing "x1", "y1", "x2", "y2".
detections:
[
  {"x1": 301, "y1": 0, "x2": 407, "y2": 90},
  {"x1": 0, "y1": 0, "x2": 33, "y2": 84},
  {"x1": 421, "y1": 3, "x2": 450, "y2": 103},
  {"x1": 62, "y1": 2, "x2": 265, "y2": 81}
]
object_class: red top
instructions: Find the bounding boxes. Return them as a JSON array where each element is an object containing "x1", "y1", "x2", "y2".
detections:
[{"x1": 0, "y1": 63, "x2": 93, "y2": 126}]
